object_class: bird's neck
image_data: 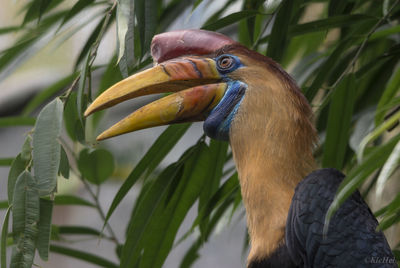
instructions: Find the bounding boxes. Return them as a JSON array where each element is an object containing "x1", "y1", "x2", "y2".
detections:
[{"x1": 229, "y1": 76, "x2": 316, "y2": 264}]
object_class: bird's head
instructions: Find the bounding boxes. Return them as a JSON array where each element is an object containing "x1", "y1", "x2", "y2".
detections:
[{"x1": 85, "y1": 29, "x2": 315, "y2": 146}]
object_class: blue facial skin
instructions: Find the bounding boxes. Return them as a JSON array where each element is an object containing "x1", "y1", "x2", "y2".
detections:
[{"x1": 203, "y1": 54, "x2": 247, "y2": 141}]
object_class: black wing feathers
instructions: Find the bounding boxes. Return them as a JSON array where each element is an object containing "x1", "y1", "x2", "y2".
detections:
[{"x1": 286, "y1": 168, "x2": 395, "y2": 268}]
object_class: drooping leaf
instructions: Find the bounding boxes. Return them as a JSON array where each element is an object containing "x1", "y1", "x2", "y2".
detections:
[
  {"x1": 119, "y1": 163, "x2": 185, "y2": 267},
  {"x1": 116, "y1": 0, "x2": 133, "y2": 63},
  {"x1": 325, "y1": 134, "x2": 400, "y2": 229},
  {"x1": 56, "y1": 225, "x2": 103, "y2": 236},
  {"x1": 104, "y1": 123, "x2": 190, "y2": 225},
  {"x1": 23, "y1": 72, "x2": 78, "y2": 115},
  {"x1": 58, "y1": 145, "x2": 70, "y2": 179},
  {"x1": 59, "y1": 0, "x2": 95, "y2": 30},
  {"x1": 64, "y1": 91, "x2": 84, "y2": 142},
  {"x1": 202, "y1": 10, "x2": 260, "y2": 31},
  {"x1": 78, "y1": 148, "x2": 115, "y2": 185},
  {"x1": 134, "y1": 0, "x2": 159, "y2": 58},
  {"x1": 376, "y1": 140, "x2": 400, "y2": 198},
  {"x1": 322, "y1": 74, "x2": 356, "y2": 169},
  {"x1": 375, "y1": 65, "x2": 400, "y2": 126},
  {"x1": 0, "y1": 158, "x2": 13, "y2": 166},
  {"x1": 357, "y1": 110, "x2": 400, "y2": 163},
  {"x1": 33, "y1": 98, "x2": 63, "y2": 196},
  {"x1": 8, "y1": 154, "x2": 29, "y2": 205},
  {"x1": 77, "y1": 51, "x2": 91, "y2": 126},
  {"x1": 1, "y1": 207, "x2": 11, "y2": 268},
  {"x1": 37, "y1": 198, "x2": 53, "y2": 261},
  {"x1": 138, "y1": 143, "x2": 211, "y2": 268},
  {"x1": 49, "y1": 245, "x2": 118, "y2": 268},
  {"x1": 53, "y1": 194, "x2": 95, "y2": 207},
  {"x1": 0, "y1": 116, "x2": 35, "y2": 128},
  {"x1": 11, "y1": 171, "x2": 40, "y2": 268},
  {"x1": 266, "y1": 0, "x2": 294, "y2": 62}
]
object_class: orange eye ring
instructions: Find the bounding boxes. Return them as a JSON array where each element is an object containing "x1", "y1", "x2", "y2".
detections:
[{"x1": 217, "y1": 55, "x2": 234, "y2": 70}]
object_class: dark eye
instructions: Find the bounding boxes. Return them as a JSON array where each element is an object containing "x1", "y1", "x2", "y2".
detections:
[{"x1": 217, "y1": 55, "x2": 234, "y2": 70}]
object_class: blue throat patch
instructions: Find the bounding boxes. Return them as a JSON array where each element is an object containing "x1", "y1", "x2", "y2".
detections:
[{"x1": 203, "y1": 80, "x2": 247, "y2": 140}]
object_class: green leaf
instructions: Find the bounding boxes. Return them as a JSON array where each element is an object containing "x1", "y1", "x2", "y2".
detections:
[
  {"x1": 358, "y1": 110, "x2": 400, "y2": 163},
  {"x1": 376, "y1": 140, "x2": 400, "y2": 198},
  {"x1": 1, "y1": 207, "x2": 11, "y2": 268},
  {"x1": 104, "y1": 123, "x2": 190, "y2": 226},
  {"x1": 120, "y1": 163, "x2": 184, "y2": 267},
  {"x1": 0, "y1": 202, "x2": 7, "y2": 210},
  {"x1": 33, "y1": 98, "x2": 63, "y2": 196},
  {"x1": 53, "y1": 194, "x2": 95, "y2": 207},
  {"x1": 134, "y1": 0, "x2": 159, "y2": 58},
  {"x1": 11, "y1": 171, "x2": 40, "y2": 268},
  {"x1": 0, "y1": 116, "x2": 35, "y2": 127},
  {"x1": 191, "y1": 0, "x2": 204, "y2": 12},
  {"x1": 8, "y1": 154, "x2": 28, "y2": 205},
  {"x1": 23, "y1": 73, "x2": 78, "y2": 115},
  {"x1": 57, "y1": 225, "x2": 102, "y2": 236},
  {"x1": 138, "y1": 143, "x2": 211, "y2": 268},
  {"x1": 58, "y1": 145, "x2": 70, "y2": 179},
  {"x1": 0, "y1": 26, "x2": 21, "y2": 35},
  {"x1": 59, "y1": 0, "x2": 95, "y2": 30},
  {"x1": 322, "y1": 74, "x2": 356, "y2": 169},
  {"x1": 77, "y1": 51, "x2": 91, "y2": 126},
  {"x1": 304, "y1": 38, "x2": 352, "y2": 101},
  {"x1": 375, "y1": 65, "x2": 400, "y2": 126},
  {"x1": 22, "y1": 0, "x2": 53, "y2": 25},
  {"x1": 49, "y1": 244, "x2": 118, "y2": 268},
  {"x1": 74, "y1": 14, "x2": 113, "y2": 70},
  {"x1": 64, "y1": 91, "x2": 85, "y2": 142},
  {"x1": 195, "y1": 173, "x2": 239, "y2": 228},
  {"x1": 0, "y1": 158, "x2": 13, "y2": 166},
  {"x1": 116, "y1": 0, "x2": 133, "y2": 63},
  {"x1": 266, "y1": 0, "x2": 294, "y2": 62},
  {"x1": 202, "y1": 10, "x2": 260, "y2": 31},
  {"x1": 325, "y1": 134, "x2": 400, "y2": 230},
  {"x1": 78, "y1": 148, "x2": 114, "y2": 185},
  {"x1": 37, "y1": 198, "x2": 53, "y2": 261},
  {"x1": 289, "y1": 14, "x2": 376, "y2": 37}
]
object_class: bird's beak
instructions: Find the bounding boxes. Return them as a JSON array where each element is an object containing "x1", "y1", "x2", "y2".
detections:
[{"x1": 84, "y1": 57, "x2": 226, "y2": 140}]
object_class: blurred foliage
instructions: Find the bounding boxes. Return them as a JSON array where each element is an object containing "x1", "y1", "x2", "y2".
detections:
[{"x1": 1, "y1": 0, "x2": 400, "y2": 267}]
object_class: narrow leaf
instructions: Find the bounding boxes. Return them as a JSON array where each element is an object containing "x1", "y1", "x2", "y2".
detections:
[
  {"x1": 325, "y1": 134, "x2": 400, "y2": 229},
  {"x1": 59, "y1": 0, "x2": 95, "y2": 29},
  {"x1": 375, "y1": 65, "x2": 400, "y2": 126},
  {"x1": 23, "y1": 73, "x2": 78, "y2": 115},
  {"x1": 37, "y1": 198, "x2": 53, "y2": 261},
  {"x1": 202, "y1": 10, "x2": 259, "y2": 31},
  {"x1": 53, "y1": 194, "x2": 95, "y2": 207},
  {"x1": 11, "y1": 171, "x2": 40, "y2": 268},
  {"x1": 139, "y1": 143, "x2": 211, "y2": 268},
  {"x1": 0, "y1": 158, "x2": 13, "y2": 166},
  {"x1": 376, "y1": 140, "x2": 400, "y2": 198},
  {"x1": 358, "y1": 110, "x2": 400, "y2": 163},
  {"x1": 58, "y1": 145, "x2": 70, "y2": 179},
  {"x1": 266, "y1": 1, "x2": 294, "y2": 62},
  {"x1": 1, "y1": 207, "x2": 11, "y2": 268},
  {"x1": 322, "y1": 74, "x2": 356, "y2": 169},
  {"x1": 0, "y1": 116, "x2": 35, "y2": 127},
  {"x1": 50, "y1": 245, "x2": 118, "y2": 268},
  {"x1": 119, "y1": 163, "x2": 184, "y2": 267},
  {"x1": 8, "y1": 154, "x2": 27, "y2": 205},
  {"x1": 104, "y1": 124, "x2": 190, "y2": 225},
  {"x1": 33, "y1": 98, "x2": 63, "y2": 196}
]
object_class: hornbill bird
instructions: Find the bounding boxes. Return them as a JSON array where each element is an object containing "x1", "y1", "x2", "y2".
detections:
[{"x1": 85, "y1": 30, "x2": 396, "y2": 267}]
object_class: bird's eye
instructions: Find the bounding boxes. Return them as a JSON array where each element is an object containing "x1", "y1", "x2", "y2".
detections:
[{"x1": 217, "y1": 55, "x2": 234, "y2": 70}]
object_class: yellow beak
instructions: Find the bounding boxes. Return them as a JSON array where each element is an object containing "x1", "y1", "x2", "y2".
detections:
[{"x1": 84, "y1": 57, "x2": 226, "y2": 140}]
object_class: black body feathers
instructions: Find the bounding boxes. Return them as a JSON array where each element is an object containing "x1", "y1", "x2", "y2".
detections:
[{"x1": 249, "y1": 168, "x2": 396, "y2": 268}]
